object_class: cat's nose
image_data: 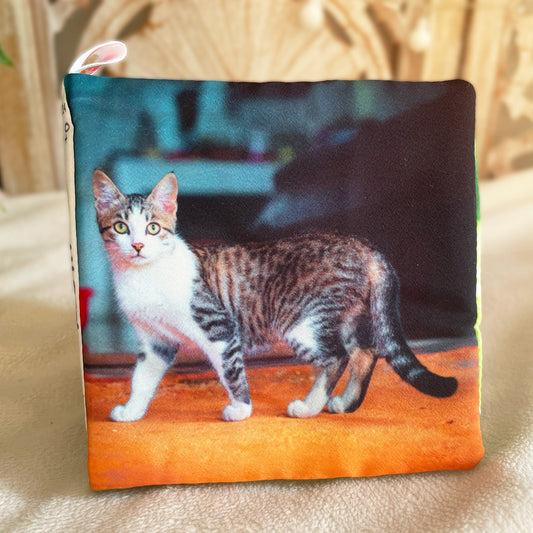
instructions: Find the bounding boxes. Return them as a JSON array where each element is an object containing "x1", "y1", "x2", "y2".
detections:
[{"x1": 132, "y1": 242, "x2": 144, "y2": 253}]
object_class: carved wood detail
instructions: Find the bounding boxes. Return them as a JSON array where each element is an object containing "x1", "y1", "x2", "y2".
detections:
[{"x1": 1, "y1": 0, "x2": 531, "y2": 193}]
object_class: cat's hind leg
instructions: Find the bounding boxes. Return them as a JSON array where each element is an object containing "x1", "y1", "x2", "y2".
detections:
[
  {"x1": 287, "y1": 357, "x2": 348, "y2": 418},
  {"x1": 110, "y1": 340, "x2": 178, "y2": 422},
  {"x1": 286, "y1": 319, "x2": 349, "y2": 418},
  {"x1": 327, "y1": 349, "x2": 376, "y2": 414}
]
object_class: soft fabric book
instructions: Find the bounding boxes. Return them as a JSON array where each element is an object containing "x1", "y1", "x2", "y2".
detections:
[{"x1": 63, "y1": 43, "x2": 484, "y2": 490}]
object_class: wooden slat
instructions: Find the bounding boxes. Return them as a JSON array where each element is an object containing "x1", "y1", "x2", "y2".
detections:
[
  {"x1": 461, "y1": 0, "x2": 511, "y2": 179},
  {"x1": 0, "y1": 0, "x2": 62, "y2": 194},
  {"x1": 421, "y1": 0, "x2": 469, "y2": 80},
  {"x1": 397, "y1": 0, "x2": 469, "y2": 81}
]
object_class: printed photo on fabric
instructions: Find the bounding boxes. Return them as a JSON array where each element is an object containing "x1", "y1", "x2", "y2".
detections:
[{"x1": 63, "y1": 75, "x2": 484, "y2": 489}]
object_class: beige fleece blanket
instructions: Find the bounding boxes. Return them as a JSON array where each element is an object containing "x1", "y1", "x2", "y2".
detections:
[{"x1": 1, "y1": 171, "x2": 532, "y2": 532}]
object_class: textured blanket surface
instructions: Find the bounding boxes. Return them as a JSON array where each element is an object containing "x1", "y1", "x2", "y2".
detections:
[{"x1": 1, "y1": 172, "x2": 532, "y2": 532}]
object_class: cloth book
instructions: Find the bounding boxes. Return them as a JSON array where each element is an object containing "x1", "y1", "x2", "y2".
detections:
[{"x1": 63, "y1": 42, "x2": 484, "y2": 490}]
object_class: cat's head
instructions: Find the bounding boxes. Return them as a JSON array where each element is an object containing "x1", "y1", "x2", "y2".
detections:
[{"x1": 93, "y1": 170, "x2": 178, "y2": 267}]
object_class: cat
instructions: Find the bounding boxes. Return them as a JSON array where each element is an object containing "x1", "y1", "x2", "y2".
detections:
[{"x1": 92, "y1": 169, "x2": 458, "y2": 422}]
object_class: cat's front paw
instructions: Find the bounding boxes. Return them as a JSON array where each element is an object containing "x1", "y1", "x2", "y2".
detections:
[
  {"x1": 327, "y1": 395, "x2": 346, "y2": 414},
  {"x1": 287, "y1": 399, "x2": 318, "y2": 418},
  {"x1": 222, "y1": 402, "x2": 252, "y2": 422},
  {"x1": 110, "y1": 404, "x2": 145, "y2": 422}
]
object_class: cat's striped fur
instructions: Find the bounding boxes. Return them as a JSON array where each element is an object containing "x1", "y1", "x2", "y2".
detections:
[{"x1": 93, "y1": 170, "x2": 457, "y2": 422}]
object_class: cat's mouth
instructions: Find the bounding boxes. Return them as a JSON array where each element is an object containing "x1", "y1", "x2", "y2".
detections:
[{"x1": 130, "y1": 252, "x2": 146, "y2": 260}]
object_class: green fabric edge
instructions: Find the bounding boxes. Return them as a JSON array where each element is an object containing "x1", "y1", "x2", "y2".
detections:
[{"x1": 474, "y1": 146, "x2": 482, "y2": 411}]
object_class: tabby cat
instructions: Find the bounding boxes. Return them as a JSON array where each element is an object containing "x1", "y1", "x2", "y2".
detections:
[{"x1": 92, "y1": 170, "x2": 457, "y2": 422}]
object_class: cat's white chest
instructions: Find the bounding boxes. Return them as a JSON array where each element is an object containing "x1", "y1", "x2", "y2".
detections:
[{"x1": 112, "y1": 243, "x2": 200, "y2": 343}]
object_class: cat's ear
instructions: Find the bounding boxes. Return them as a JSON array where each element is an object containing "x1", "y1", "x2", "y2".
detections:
[
  {"x1": 148, "y1": 172, "x2": 178, "y2": 217},
  {"x1": 93, "y1": 170, "x2": 124, "y2": 213}
]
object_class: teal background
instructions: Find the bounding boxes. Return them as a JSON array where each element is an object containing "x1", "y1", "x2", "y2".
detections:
[{"x1": 64, "y1": 75, "x2": 474, "y2": 355}]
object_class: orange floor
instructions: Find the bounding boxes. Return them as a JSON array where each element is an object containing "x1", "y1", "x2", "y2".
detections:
[{"x1": 84, "y1": 346, "x2": 484, "y2": 489}]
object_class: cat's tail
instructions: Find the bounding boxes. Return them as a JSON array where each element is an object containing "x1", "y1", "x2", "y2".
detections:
[{"x1": 369, "y1": 260, "x2": 458, "y2": 398}]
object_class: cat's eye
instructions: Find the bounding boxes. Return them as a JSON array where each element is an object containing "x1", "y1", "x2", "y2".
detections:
[
  {"x1": 113, "y1": 221, "x2": 129, "y2": 234},
  {"x1": 146, "y1": 222, "x2": 161, "y2": 235}
]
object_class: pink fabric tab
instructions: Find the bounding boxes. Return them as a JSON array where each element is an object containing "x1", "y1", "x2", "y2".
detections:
[{"x1": 69, "y1": 41, "x2": 127, "y2": 75}]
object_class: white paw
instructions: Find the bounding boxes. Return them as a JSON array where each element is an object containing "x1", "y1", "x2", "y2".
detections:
[
  {"x1": 110, "y1": 404, "x2": 145, "y2": 422},
  {"x1": 287, "y1": 399, "x2": 317, "y2": 418},
  {"x1": 327, "y1": 395, "x2": 345, "y2": 414},
  {"x1": 222, "y1": 402, "x2": 252, "y2": 422}
]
